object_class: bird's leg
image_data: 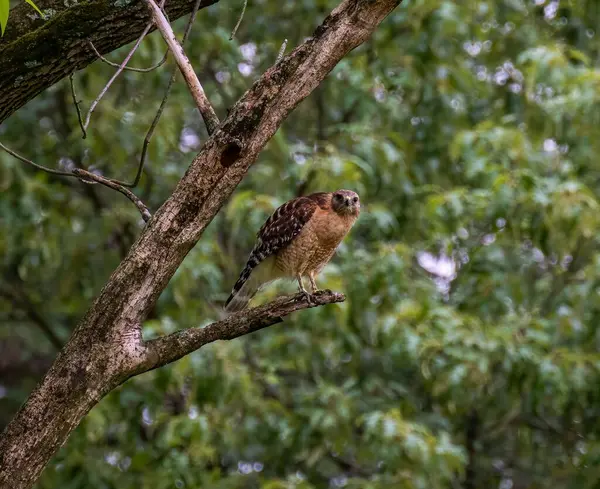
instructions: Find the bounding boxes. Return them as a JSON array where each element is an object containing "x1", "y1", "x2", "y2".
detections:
[
  {"x1": 308, "y1": 272, "x2": 319, "y2": 294},
  {"x1": 296, "y1": 275, "x2": 314, "y2": 304}
]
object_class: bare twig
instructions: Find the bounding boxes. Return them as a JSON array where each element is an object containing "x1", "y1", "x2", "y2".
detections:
[
  {"x1": 72, "y1": 169, "x2": 152, "y2": 222},
  {"x1": 82, "y1": 0, "x2": 167, "y2": 134},
  {"x1": 82, "y1": 24, "x2": 153, "y2": 133},
  {"x1": 0, "y1": 141, "x2": 73, "y2": 177},
  {"x1": 113, "y1": 0, "x2": 205, "y2": 189},
  {"x1": 229, "y1": 0, "x2": 247, "y2": 40},
  {"x1": 0, "y1": 142, "x2": 152, "y2": 222},
  {"x1": 120, "y1": 74, "x2": 179, "y2": 188},
  {"x1": 178, "y1": 0, "x2": 205, "y2": 56},
  {"x1": 276, "y1": 38, "x2": 288, "y2": 63},
  {"x1": 146, "y1": 0, "x2": 220, "y2": 134},
  {"x1": 142, "y1": 290, "x2": 345, "y2": 372},
  {"x1": 69, "y1": 74, "x2": 87, "y2": 139},
  {"x1": 88, "y1": 41, "x2": 169, "y2": 73}
]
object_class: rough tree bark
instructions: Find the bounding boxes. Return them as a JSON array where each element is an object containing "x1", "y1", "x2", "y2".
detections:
[
  {"x1": 0, "y1": 0, "x2": 402, "y2": 487},
  {"x1": 0, "y1": 0, "x2": 219, "y2": 124}
]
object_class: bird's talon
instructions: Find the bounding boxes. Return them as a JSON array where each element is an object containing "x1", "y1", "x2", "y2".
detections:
[{"x1": 299, "y1": 289, "x2": 314, "y2": 304}]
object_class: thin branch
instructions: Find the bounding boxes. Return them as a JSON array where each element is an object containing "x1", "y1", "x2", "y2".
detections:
[
  {"x1": 142, "y1": 290, "x2": 345, "y2": 372},
  {"x1": 68, "y1": 74, "x2": 87, "y2": 139},
  {"x1": 146, "y1": 0, "x2": 220, "y2": 135},
  {"x1": 82, "y1": 24, "x2": 153, "y2": 133},
  {"x1": 88, "y1": 41, "x2": 169, "y2": 73},
  {"x1": 0, "y1": 141, "x2": 73, "y2": 177},
  {"x1": 276, "y1": 38, "x2": 288, "y2": 63},
  {"x1": 72, "y1": 169, "x2": 152, "y2": 222},
  {"x1": 113, "y1": 0, "x2": 205, "y2": 189},
  {"x1": 229, "y1": 0, "x2": 247, "y2": 40},
  {"x1": 178, "y1": 0, "x2": 205, "y2": 55},
  {"x1": 464, "y1": 409, "x2": 479, "y2": 489},
  {"x1": 81, "y1": 0, "x2": 168, "y2": 134},
  {"x1": 0, "y1": 142, "x2": 152, "y2": 222}
]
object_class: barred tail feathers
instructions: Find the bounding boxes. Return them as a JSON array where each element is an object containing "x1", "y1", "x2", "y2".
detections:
[
  {"x1": 224, "y1": 272, "x2": 261, "y2": 313},
  {"x1": 224, "y1": 254, "x2": 275, "y2": 313}
]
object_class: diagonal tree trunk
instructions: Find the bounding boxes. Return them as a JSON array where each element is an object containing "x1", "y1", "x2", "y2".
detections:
[{"x1": 0, "y1": 0, "x2": 402, "y2": 487}]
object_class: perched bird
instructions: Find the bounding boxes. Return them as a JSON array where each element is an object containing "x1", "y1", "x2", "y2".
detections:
[{"x1": 224, "y1": 189, "x2": 361, "y2": 313}]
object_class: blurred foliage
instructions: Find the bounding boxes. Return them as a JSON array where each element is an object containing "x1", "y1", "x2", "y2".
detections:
[{"x1": 2, "y1": 0, "x2": 600, "y2": 487}]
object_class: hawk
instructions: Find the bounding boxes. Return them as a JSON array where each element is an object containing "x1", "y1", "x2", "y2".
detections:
[{"x1": 224, "y1": 189, "x2": 361, "y2": 313}]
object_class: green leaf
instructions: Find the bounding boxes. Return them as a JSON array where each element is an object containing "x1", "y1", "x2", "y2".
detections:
[
  {"x1": 25, "y1": 0, "x2": 44, "y2": 19},
  {"x1": 0, "y1": 0, "x2": 8, "y2": 35},
  {"x1": 24, "y1": 0, "x2": 43, "y2": 16}
]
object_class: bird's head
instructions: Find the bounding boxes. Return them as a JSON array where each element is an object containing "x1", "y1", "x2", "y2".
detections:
[{"x1": 331, "y1": 189, "x2": 360, "y2": 217}]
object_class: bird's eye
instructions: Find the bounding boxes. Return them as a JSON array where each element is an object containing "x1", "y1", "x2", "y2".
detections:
[
  {"x1": 352, "y1": 196, "x2": 358, "y2": 203},
  {"x1": 334, "y1": 194, "x2": 342, "y2": 201}
]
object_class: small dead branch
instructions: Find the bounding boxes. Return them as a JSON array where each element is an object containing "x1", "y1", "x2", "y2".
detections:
[
  {"x1": 0, "y1": 142, "x2": 152, "y2": 222},
  {"x1": 229, "y1": 0, "x2": 247, "y2": 40},
  {"x1": 276, "y1": 38, "x2": 288, "y2": 63},
  {"x1": 0, "y1": 142, "x2": 73, "y2": 177},
  {"x1": 88, "y1": 41, "x2": 169, "y2": 73},
  {"x1": 82, "y1": 0, "x2": 167, "y2": 135},
  {"x1": 82, "y1": 24, "x2": 154, "y2": 133},
  {"x1": 72, "y1": 169, "x2": 152, "y2": 222},
  {"x1": 69, "y1": 74, "x2": 87, "y2": 139},
  {"x1": 146, "y1": 0, "x2": 220, "y2": 135}
]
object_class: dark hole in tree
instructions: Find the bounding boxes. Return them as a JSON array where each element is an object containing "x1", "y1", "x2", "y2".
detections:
[{"x1": 220, "y1": 142, "x2": 242, "y2": 168}]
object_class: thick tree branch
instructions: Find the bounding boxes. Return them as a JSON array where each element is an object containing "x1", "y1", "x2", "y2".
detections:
[
  {"x1": 0, "y1": 1, "x2": 402, "y2": 487},
  {"x1": 146, "y1": 0, "x2": 220, "y2": 134},
  {"x1": 142, "y1": 290, "x2": 344, "y2": 372},
  {"x1": 0, "y1": 0, "x2": 219, "y2": 124}
]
